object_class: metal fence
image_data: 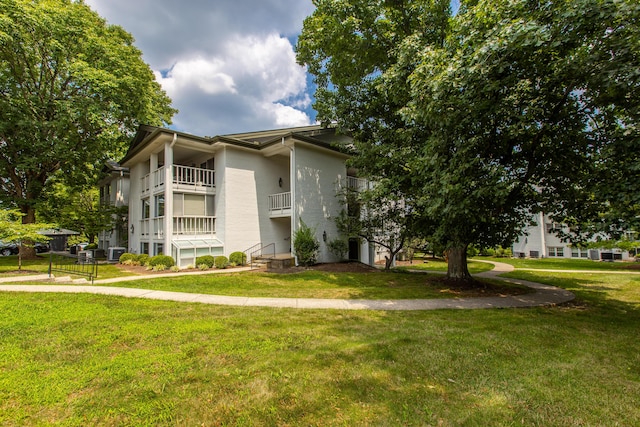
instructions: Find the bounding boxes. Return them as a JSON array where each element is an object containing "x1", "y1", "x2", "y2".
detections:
[{"x1": 49, "y1": 252, "x2": 98, "y2": 284}]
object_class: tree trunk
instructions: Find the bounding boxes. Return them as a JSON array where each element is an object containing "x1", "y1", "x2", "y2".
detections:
[
  {"x1": 20, "y1": 205, "x2": 37, "y2": 260},
  {"x1": 445, "y1": 244, "x2": 471, "y2": 280}
]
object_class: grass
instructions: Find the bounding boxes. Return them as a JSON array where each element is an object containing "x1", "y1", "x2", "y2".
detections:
[
  {"x1": 478, "y1": 255, "x2": 640, "y2": 270},
  {"x1": 85, "y1": 269, "x2": 528, "y2": 299},
  {"x1": 393, "y1": 258, "x2": 494, "y2": 273},
  {"x1": 0, "y1": 255, "x2": 137, "y2": 280},
  {"x1": 1, "y1": 268, "x2": 639, "y2": 426}
]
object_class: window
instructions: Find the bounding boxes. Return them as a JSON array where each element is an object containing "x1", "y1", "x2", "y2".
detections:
[
  {"x1": 155, "y1": 195, "x2": 165, "y2": 217},
  {"x1": 548, "y1": 247, "x2": 564, "y2": 257},
  {"x1": 173, "y1": 194, "x2": 214, "y2": 216},
  {"x1": 154, "y1": 243, "x2": 164, "y2": 256},
  {"x1": 571, "y1": 248, "x2": 589, "y2": 258},
  {"x1": 140, "y1": 242, "x2": 149, "y2": 255},
  {"x1": 142, "y1": 199, "x2": 150, "y2": 219},
  {"x1": 546, "y1": 223, "x2": 561, "y2": 233}
]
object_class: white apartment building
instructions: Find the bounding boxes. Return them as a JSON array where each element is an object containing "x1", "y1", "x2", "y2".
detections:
[
  {"x1": 116, "y1": 124, "x2": 371, "y2": 268},
  {"x1": 97, "y1": 160, "x2": 130, "y2": 257},
  {"x1": 512, "y1": 212, "x2": 632, "y2": 260}
]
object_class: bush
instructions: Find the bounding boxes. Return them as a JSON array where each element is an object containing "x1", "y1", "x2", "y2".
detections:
[
  {"x1": 293, "y1": 220, "x2": 319, "y2": 266},
  {"x1": 214, "y1": 255, "x2": 229, "y2": 269},
  {"x1": 119, "y1": 253, "x2": 137, "y2": 263},
  {"x1": 197, "y1": 263, "x2": 210, "y2": 271},
  {"x1": 170, "y1": 265, "x2": 180, "y2": 272},
  {"x1": 229, "y1": 251, "x2": 247, "y2": 266},
  {"x1": 148, "y1": 255, "x2": 175, "y2": 268},
  {"x1": 327, "y1": 238, "x2": 349, "y2": 261},
  {"x1": 195, "y1": 255, "x2": 215, "y2": 268},
  {"x1": 136, "y1": 253, "x2": 150, "y2": 266}
]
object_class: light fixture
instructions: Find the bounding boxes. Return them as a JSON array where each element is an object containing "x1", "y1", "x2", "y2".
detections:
[
  {"x1": 130, "y1": 224, "x2": 135, "y2": 234},
  {"x1": 322, "y1": 231, "x2": 327, "y2": 242},
  {"x1": 278, "y1": 177, "x2": 283, "y2": 188}
]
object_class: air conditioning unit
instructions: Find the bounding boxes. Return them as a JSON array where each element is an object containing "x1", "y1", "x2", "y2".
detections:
[{"x1": 108, "y1": 247, "x2": 126, "y2": 262}]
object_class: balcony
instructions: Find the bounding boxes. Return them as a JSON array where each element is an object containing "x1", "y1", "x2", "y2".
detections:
[
  {"x1": 142, "y1": 165, "x2": 215, "y2": 195},
  {"x1": 347, "y1": 176, "x2": 368, "y2": 192},
  {"x1": 268, "y1": 192, "x2": 291, "y2": 218},
  {"x1": 173, "y1": 216, "x2": 215, "y2": 235},
  {"x1": 140, "y1": 216, "x2": 215, "y2": 238}
]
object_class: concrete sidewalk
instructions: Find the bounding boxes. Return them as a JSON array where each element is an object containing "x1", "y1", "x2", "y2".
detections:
[{"x1": 0, "y1": 261, "x2": 575, "y2": 310}]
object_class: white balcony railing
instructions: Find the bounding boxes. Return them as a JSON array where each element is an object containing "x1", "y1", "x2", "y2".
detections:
[
  {"x1": 142, "y1": 165, "x2": 214, "y2": 194},
  {"x1": 153, "y1": 218, "x2": 164, "y2": 238},
  {"x1": 173, "y1": 216, "x2": 215, "y2": 235},
  {"x1": 140, "y1": 219, "x2": 150, "y2": 236},
  {"x1": 173, "y1": 165, "x2": 215, "y2": 188},
  {"x1": 347, "y1": 176, "x2": 368, "y2": 192},
  {"x1": 268, "y1": 192, "x2": 291, "y2": 216}
]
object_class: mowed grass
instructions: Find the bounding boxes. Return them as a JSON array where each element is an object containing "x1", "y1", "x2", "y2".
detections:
[
  {"x1": 393, "y1": 258, "x2": 494, "y2": 273},
  {"x1": 92, "y1": 269, "x2": 527, "y2": 299},
  {"x1": 0, "y1": 255, "x2": 138, "y2": 280},
  {"x1": 479, "y1": 255, "x2": 640, "y2": 270},
  {"x1": 1, "y1": 269, "x2": 639, "y2": 426}
]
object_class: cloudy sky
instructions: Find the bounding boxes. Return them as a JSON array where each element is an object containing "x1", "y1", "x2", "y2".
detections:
[{"x1": 85, "y1": 0, "x2": 317, "y2": 136}]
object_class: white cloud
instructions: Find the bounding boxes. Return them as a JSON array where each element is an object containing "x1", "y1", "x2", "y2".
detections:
[{"x1": 85, "y1": 0, "x2": 316, "y2": 135}]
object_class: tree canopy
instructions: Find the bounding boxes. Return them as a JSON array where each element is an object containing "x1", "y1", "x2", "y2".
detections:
[
  {"x1": 297, "y1": 0, "x2": 640, "y2": 279},
  {"x1": 0, "y1": 0, "x2": 176, "y2": 230}
]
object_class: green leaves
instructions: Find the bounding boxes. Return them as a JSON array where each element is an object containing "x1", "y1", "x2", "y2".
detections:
[
  {"x1": 298, "y1": 0, "x2": 640, "y2": 268},
  {"x1": 0, "y1": 0, "x2": 176, "y2": 220}
]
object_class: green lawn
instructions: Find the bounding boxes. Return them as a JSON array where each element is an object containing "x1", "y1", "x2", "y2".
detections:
[
  {"x1": 393, "y1": 258, "x2": 494, "y2": 273},
  {"x1": 0, "y1": 269, "x2": 639, "y2": 425},
  {"x1": 0, "y1": 255, "x2": 138, "y2": 280},
  {"x1": 478, "y1": 255, "x2": 639, "y2": 270},
  {"x1": 89, "y1": 269, "x2": 528, "y2": 299}
]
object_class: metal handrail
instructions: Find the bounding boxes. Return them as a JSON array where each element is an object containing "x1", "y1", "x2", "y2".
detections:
[
  {"x1": 49, "y1": 252, "x2": 98, "y2": 284},
  {"x1": 247, "y1": 243, "x2": 276, "y2": 269}
]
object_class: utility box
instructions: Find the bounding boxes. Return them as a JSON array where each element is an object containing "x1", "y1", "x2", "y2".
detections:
[{"x1": 108, "y1": 247, "x2": 126, "y2": 262}]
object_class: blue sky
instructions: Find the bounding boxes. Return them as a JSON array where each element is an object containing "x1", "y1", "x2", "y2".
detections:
[{"x1": 85, "y1": 0, "x2": 317, "y2": 136}]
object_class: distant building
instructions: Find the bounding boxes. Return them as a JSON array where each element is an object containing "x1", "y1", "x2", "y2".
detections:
[{"x1": 512, "y1": 213, "x2": 631, "y2": 260}]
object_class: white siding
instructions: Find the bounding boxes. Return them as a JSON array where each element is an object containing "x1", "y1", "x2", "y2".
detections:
[
  {"x1": 293, "y1": 143, "x2": 347, "y2": 263},
  {"x1": 222, "y1": 147, "x2": 291, "y2": 255}
]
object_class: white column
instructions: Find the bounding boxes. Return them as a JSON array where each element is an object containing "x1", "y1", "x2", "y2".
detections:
[
  {"x1": 164, "y1": 139, "x2": 174, "y2": 255},
  {"x1": 539, "y1": 212, "x2": 547, "y2": 257}
]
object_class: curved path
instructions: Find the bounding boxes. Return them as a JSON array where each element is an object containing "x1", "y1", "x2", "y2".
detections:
[{"x1": 0, "y1": 261, "x2": 574, "y2": 310}]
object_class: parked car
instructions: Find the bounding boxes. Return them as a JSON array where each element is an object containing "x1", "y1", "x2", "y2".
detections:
[
  {"x1": 0, "y1": 241, "x2": 19, "y2": 256},
  {"x1": 34, "y1": 242, "x2": 50, "y2": 253}
]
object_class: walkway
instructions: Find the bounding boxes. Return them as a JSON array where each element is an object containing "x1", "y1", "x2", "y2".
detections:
[{"x1": 0, "y1": 261, "x2": 575, "y2": 310}]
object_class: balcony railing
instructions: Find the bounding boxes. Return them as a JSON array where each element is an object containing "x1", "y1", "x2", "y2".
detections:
[
  {"x1": 173, "y1": 216, "x2": 215, "y2": 235},
  {"x1": 347, "y1": 176, "x2": 368, "y2": 192},
  {"x1": 142, "y1": 165, "x2": 215, "y2": 194},
  {"x1": 268, "y1": 192, "x2": 291, "y2": 216},
  {"x1": 173, "y1": 165, "x2": 214, "y2": 188}
]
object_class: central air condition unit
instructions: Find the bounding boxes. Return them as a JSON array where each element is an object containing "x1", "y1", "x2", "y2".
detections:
[{"x1": 108, "y1": 247, "x2": 126, "y2": 262}]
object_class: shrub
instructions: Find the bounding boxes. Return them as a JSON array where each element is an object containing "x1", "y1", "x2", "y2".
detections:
[
  {"x1": 136, "y1": 253, "x2": 150, "y2": 266},
  {"x1": 152, "y1": 264, "x2": 167, "y2": 272},
  {"x1": 170, "y1": 265, "x2": 180, "y2": 272},
  {"x1": 119, "y1": 253, "x2": 137, "y2": 263},
  {"x1": 229, "y1": 251, "x2": 247, "y2": 266},
  {"x1": 195, "y1": 255, "x2": 215, "y2": 268},
  {"x1": 294, "y1": 220, "x2": 319, "y2": 266},
  {"x1": 148, "y1": 255, "x2": 175, "y2": 268},
  {"x1": 214, "y1": 255, "x2": 229, "y2": 269},
  {"x1": 198, "y1": 263, "x2": 210, "y2": 271},
  {"x1": 327, "y1": 238, "x2": 349, "y2": 261}
]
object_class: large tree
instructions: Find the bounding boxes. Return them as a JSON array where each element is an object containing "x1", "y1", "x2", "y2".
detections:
[
  {"x1": 0, "y1": 0, "x2": 175, "y2": 255},
  {"x1": 297, "y1": 0, "x2": 640, "y2": 280}
]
